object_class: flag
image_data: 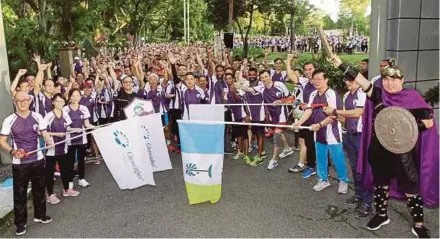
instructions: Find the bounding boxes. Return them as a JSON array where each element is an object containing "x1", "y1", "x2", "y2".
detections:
[
  {"x1": 139, "y1": 114, "x2": 172, "y2": 172},
  {"x1": 178, "y1": 120, "x2": 224, "y2": 205},
  {"x1": 188, "y1": 104, "x2": 225, "y2": 121},
  {"x1": 92, "y1": 118, "x2": 155, "y2": 189},
  {"x1": 124, "y1": 98, "x2": 155, "y2": 119}
]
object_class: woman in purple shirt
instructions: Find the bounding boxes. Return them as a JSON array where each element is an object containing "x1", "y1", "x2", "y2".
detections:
[
  {"x1": 44, "y1": 93, "x2": 80, "y2": 204},
  {"x1": 64, "y1": 89, "x2": 93, "y2": 188}
]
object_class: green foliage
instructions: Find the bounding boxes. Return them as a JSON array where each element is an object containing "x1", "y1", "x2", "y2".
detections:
[
  {"x1": 424, "y1": 85, "x2": 439, "y2": 107},
  {"x1": 233, "y1": 47, "x2": 265, "y2": 59}
]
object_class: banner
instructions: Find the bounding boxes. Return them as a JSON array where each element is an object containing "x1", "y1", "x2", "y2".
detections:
[
  {"x1": 93, "y1": 118, "x2": 155, "y2": 189},
  {"x1": 188, "y1": 104, "x2": 225, "y2": 121},
  {"x1": 178, "y1": 120, "x2": 224, "y2": 205},
  {"x1": 124, "y1": 98, "x2": 154, "y2": 119},
  {"x1": 139, "y1": 114, "x2": 172, "y2": 172}
]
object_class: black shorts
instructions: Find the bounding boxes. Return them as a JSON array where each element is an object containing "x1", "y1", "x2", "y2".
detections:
[
  {"x1": 368, "y1": 133, "x2": 418, "y2": 194},
  {"x1": 232, "y1": 124, "x2": 248, "y2": 138},
  {"x1": 299, "y1": 127, "x2": 312, "y2": 139},
  {"x1": 251, "y1": 121, "x2": 264, "y2": 136}
]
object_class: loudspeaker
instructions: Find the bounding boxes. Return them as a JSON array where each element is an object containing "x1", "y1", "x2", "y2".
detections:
[{"x1": 223, "y1": 33, "x2": 234, "y2": 48}]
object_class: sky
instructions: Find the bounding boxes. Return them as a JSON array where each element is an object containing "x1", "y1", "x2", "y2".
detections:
[{"x1": 309, "y1": 0, "x2": 371, "y2": 22}]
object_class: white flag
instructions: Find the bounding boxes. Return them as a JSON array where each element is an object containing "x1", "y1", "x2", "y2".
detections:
[
  {"x1": 124, "y1": 98, "x2": 155, "y2": 119},
  {"x1": 92, "y1": 118, "x2": 155, "y2": 189},
  {"x1": 139, "y1": 114, "x2": 172, "y2": 172},
  {"x1": 188, "y1": 104, "x2": 225, "y2": 121}
]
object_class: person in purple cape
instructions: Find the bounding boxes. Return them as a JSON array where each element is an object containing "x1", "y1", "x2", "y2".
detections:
[{"x1": 330, "y1": 54, "x2": 438, "y2": 238}]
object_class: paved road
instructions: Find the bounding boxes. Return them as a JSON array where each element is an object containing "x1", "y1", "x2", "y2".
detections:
[{"x1": 0, "y1": 137, "x2": 438, "y2": 238}]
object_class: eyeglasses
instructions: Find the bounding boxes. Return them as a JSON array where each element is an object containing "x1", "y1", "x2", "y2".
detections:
[{"x1": 14, "y1": 99, "x2": 30, "y2": 103}]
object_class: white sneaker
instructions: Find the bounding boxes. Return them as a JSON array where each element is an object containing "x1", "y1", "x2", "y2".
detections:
[
  {"x1": 78, "y1": 179, "x2": 90, "y2": 188},
  {"x1": 338, "y1": 181, "x2": 349, "y2": 194},
  {"x1": 313, "y1": 180, "x2": 331, "y2": 191},
  {"x1": 266, "y1": 159, "x2": 278, "y2": 170},
  {"x1": 233, "y1": 152, "x2": 244, "y2": 160},
  {"x1": 279, "y1": 147, "x2": 294, "y2": 159}
]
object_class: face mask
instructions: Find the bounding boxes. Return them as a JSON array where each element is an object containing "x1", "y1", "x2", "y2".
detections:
[{"x1": 248, "y1": 77, "x2": 257, "y2": 82}]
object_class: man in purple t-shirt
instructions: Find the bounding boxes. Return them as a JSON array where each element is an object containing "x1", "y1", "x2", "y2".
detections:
[
  {"x1": 286, "y1": 56, "x2": 317, "y2": 177},
  {"x1": 293, "y1": 69, "x2": 350, "y2": 193},
  {"x1": 0, "y1": 92, "x2": 54, "y2": 236},
  {"x1": 324, "y1": 78, "x2": 373, "y2": 219}
]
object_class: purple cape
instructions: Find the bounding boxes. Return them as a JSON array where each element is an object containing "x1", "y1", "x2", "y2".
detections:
[{"x1": 357, "y1": 86, "x2": 439, "y2": 208}]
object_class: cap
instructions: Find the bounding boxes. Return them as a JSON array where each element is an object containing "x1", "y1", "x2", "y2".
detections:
[{"x1": 83, "y1": 81, "x2": 93, "y2": 88}]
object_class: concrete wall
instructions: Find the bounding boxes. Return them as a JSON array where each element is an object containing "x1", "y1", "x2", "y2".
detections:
[
  {"x1": 386, "y1": 0, "x2": 439, "y2": 127},
  {"x1": 0, "y1": 2, "x2": 13, "y2": 164}
]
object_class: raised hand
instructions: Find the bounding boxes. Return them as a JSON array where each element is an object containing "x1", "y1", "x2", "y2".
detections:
[
  {"x1": 167, "y1": 51, "x2": 176, "y2": 64},
  {"x1": 18, "y1": 69, "x2": 27, "y2": 76}
]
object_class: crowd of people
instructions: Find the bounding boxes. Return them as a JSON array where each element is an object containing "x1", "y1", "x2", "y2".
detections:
[
  {"x1": 0, "y1": 40, "x2": 436, "y2": 238},
  {"x1": 233, "y1": 33, "x2": 369, "y2": 54}
]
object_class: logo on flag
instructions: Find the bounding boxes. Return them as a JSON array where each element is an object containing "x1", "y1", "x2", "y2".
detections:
[
  {"x1": 114, "y1": 130, "x2": 129, "y2": 148},
  {"x1": 124, "y1": 98, "x2": 154, "y2": 119},
  {"x1": 141, "y1": 124, "x2": 155, "y2": 168},
  {"x1": 185, "y1": 163, "x2": 213, "y2": 178}
]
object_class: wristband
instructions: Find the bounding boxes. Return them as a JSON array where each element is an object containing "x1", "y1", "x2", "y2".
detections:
[
  {"x1": 417, "y1": 121, "x2": 427, "y2": 131},
  {"x1": 332, "y1": 109, "x2": 338, "y2": 116},
  {"x1": 338, "y1": 64, "x2": 358, "y2": 81},
  {"x1": 363, "y1": 84, "x2": 373, "y2": 93},
  {"x1": 318, "y1": 122, "x2": 322, "y2": 128},
  {"x1": 9, "y1": 149, "x2": 14, "y2": 155}
]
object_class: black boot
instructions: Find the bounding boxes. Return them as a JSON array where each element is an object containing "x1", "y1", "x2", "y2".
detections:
[
  {"x1": 366, "y1": 186, "x2": 390, "y2": 231},
  {"x1": 408, "y1": 195, "x2": 430, "y2": 238}
]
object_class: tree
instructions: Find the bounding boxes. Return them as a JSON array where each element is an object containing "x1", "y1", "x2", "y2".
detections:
[
  {"x1": 322, "y1": 15, "x2": 337, "y2": 30},
  {"x1": 339, "y1": 0, "x2": 369, "y2": 35}
]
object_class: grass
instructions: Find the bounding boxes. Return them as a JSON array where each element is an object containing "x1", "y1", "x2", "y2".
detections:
[{"x1": 259, "y1": 52, "x2": 369, "y2": 64}]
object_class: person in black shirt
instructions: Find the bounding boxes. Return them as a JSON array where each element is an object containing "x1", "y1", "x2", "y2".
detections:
[{"x1": 114, "y1": 76, "x2": 139, "y2": 121}]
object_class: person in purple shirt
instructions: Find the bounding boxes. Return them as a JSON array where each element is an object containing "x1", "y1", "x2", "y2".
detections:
[
  {"x1": 140, "y1": 74, "x2": 168, "y2": 125},
  {"x1": 0, "y1": 92, "x2": 54, "y2": 236},
  {"x1": 64, "y1": 88, "x2": 93, "y2": 188},
  {"x1": 181, "y1": 73, "x2": 207, "y2": 120},
  {"x1": 225, "y1": 73, "x2": 250, "y2": 163},
  {"x1": 244, "y1": 68, "x2": 266, "y2": 166},
  {"x1": 44, "y1": 93, "x2": 80, "y2": 205},
  {"x1": 36, "y1": 79, "x2": 55, "y2": 117},
  {"x1": 293, "y1": 69, "x2": 350, "y2": 194},
  {"x1": 241, "y1": 70, "x2": 293, "y2": 170},
  {"x1": 324, "y1": 78, "x2": 372, "y2": 219},
  {"x1": 286, "y1": 56, "x2": 317, "y2": 178}
]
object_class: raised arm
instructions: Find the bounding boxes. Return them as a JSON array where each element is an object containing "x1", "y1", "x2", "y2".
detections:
[
  {"x1": 330, "y1": 54, "x2": 373, "y2": 97},
  {"x1": 285, "y1": 53, "x2": 299, "y2": 84},
  {"x1": 10, "y1": 69, "x2": 28, "y2": 97}
]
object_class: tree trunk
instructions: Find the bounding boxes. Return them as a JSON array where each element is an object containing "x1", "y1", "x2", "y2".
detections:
[
  {"x1": 289, "y1": 10, "x2": 295, "y2": 52},
  {"x1": 38, "y1": 0, "x2": 47, "y2": 34},
  {"x1": 243, "y1": 4, "x2": 255, "y2": 58}
]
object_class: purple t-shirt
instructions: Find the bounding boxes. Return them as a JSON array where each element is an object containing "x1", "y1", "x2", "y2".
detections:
[
  {"x1": 245, "y1": 91, "x2": 265, "y2": 121},
  {"x1": 44, "y1": 111, "x2": 72, "y2": 156},
  {"x1": 253, "y1": 81, "x2": 290, "y2": 123},
  {"x1": 37, "y1": 93, "x2": 53, "y2": 117},
  {"x1": 301, "y1": 79, "x2": 316, "y2": 126},
  {"x1": 343, "y1": 88, "x2": 366, "y2": 133},
  {"x1": 227, "y1": 89, "x2": 246, "y2": 122},
  {"x1": 141, "y1": 89, "x2": 162, "y2": 114},
  {"x1": 79, "y1": 95, "x2": 95, "y2": 121},
  {"x1": 307, "y1": 88, "x2": 343, "y2": 145},
  {"x1": 1, "y1": 112, "x2": 47, "y2": 164},
  {"x1": 271, "y1": 70, "x2": 287, "y2": 82},
  {"x1": 64, "y1": 105, "x2": 90, "y2": 145}
]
